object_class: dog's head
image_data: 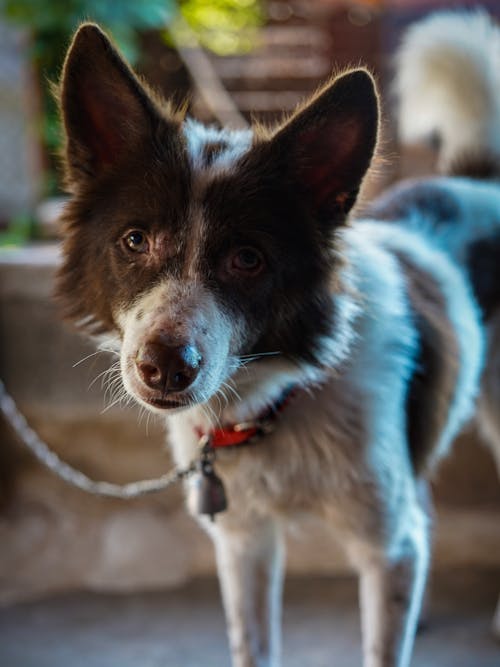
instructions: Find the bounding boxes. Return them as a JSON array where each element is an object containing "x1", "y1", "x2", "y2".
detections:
[{"x1": 56, "y1": 24, "x2": 379, "y2": 414}]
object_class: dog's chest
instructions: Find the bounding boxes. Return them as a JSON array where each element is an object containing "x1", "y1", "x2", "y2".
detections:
[{"x1": 166, "y1": 379, "x2": 390, "y2": 528}]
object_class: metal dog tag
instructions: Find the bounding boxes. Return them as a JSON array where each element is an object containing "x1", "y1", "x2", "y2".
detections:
[
  {"x1": 187, "y1": 441, "x2": 227, "y2": 520},
  {"x1": 188, "y1": 468, "x2": 227, "y2": 519}
]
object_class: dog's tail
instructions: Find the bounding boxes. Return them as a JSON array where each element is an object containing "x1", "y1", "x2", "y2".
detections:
[{"x1": 395, "y1": 9, "x2": 500, "y2": 178}]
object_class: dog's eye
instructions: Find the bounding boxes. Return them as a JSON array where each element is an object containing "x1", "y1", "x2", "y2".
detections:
[
  {"x1": 123, "y1": 230, "x2": 149, "y2": 254},
  {"x1": 229, "y1": 247, "x2": 264, "y2": 275}
]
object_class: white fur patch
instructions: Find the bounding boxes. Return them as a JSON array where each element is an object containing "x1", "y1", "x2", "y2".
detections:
[
  {"x1": 374, "y1": 176, "x2": 500, "y2": 263},
  {"x1": 115, "y1": 279, "x2": 237, "y2": 415},
  {"x1": 182, "y1": 119, "x2": 253, "y2": 173},
  {"x1": 363, "y1": 219, "x2": 484, "y2": 464},
  {"x1": 341, "y1": 225, "x2": 420, "y2": 483}
]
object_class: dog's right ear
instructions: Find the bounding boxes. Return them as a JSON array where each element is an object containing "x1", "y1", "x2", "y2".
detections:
[
  {"x1": 60, "y1": 23, "x2": 168, "y2": 188},
  {"x1": 250, "y1": 69, "x2": 379, "y2": 229}
]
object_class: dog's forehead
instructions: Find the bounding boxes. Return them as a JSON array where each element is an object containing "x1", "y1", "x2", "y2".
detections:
[
  {"x1": 165, "y1": 120, "x2": 256, "y2": 274},
  {"x1": 182, "y1": 119, "x2": 253, "y2": 175}
]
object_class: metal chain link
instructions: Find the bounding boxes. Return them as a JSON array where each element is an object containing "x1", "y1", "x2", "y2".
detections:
[{"x1": 0, "y1": 379, "x2": 197, "y2": 499}]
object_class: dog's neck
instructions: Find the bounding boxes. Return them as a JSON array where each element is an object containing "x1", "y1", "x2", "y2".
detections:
[
  {"x1": 203, "y1": 356, "x2": 323, "y2": 429},
  {"x1": 196, "y1": 383, "x2": 299, "y2": 449}
]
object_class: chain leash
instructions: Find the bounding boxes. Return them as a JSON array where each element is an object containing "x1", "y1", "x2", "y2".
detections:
[{"x1": 0, "y1": 379, "x2": 197, "y2": 499}]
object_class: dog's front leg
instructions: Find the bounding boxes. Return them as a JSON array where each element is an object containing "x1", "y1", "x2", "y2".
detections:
[
  {"x1": 211, "y1": 516, "x2": 284, "y2": 667},
  {"x1": 353, "y1": 507, "x2": 430, "y2": 667}
]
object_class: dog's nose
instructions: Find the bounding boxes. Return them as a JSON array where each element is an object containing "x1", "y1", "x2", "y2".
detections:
[{"x1": 135, "y1": 342, "x2": 202, "y2": 393}]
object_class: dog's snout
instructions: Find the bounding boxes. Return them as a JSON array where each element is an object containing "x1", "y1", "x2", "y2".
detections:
[{"x1": 135, "y1": 342, "x2": 202, "y2": 393}]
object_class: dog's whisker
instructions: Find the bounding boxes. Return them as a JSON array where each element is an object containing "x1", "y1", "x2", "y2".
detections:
[
  {"x1": 216, "y1": 386, "x2": 229, "y2": 410},
  {"x1": 103, "y1": 376, "x2": 128, "y2": 408},
  {"x1": 88, "y1": 362, "x2": 121, "y2": 391},
  {"x1": 201, "y1": 399, "x2": 222, "y2": 429},
  {"x1": 87, "y1": 369, "x2": 110, "y2": 392},
  {"x1": 221, "y1": 381, "x2": 241, "y2": 402},
  {"x1": 72, "y1": 349, "x2": 112, "y2": 368},
  {"x1": 100, "y1": 364, "x2": 121, "y2": 382},
  {"x1": 214, "y1": 387, "x2": 227, "y2": 414},
  {"x1": 145, "y1": 410, "x2": 154, "y2": 437},
  {"x1": 101, "y1": 394, "x2": 127, "y2": 414},
  {"x1": 100, "y1": 365, "x2": 121, "y2": 379},
  {"x1": 103, "y1": 391, "x2": 122, "y2": 411},
  {"x1": 103, "y1": 371, "x2": 122, "y2": 388},
  {"x1": 124, "y1": 395, "x2": 135, "y2": 410},
  {"x1": 99, "y1": 347, "x2": 120, "y2": 357},
  {"x1": 212, "y1": 391, "x2": 224, "y2": 417},
  {"x1": 103, "y1": 377, "x2": 124, "y2": 405},
  {"x1": 239, "y1": 351, "x2": 281, "y2": 358},
  {"x1": 238, "y1": 351, "x2": 281, "y2": 362},
  {"x1": 238, "y1": 357, "x2": 266, "y2": 368},
  {"x1": 137, "y1": 405, "x2": 148, "y2": 427}
]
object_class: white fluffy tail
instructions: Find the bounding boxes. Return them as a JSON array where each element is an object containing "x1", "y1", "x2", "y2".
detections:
[{"x1": 395, "y1": 10, "x2": 500, "y2": 175}]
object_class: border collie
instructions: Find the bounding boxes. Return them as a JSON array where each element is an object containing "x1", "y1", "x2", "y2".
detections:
[{"x1": 56, "y1": 10, "x2": 500, "y2": 667}]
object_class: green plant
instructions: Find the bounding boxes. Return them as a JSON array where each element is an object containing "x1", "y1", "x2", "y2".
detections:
[
  {"x1": 1, "y1": 0, "x2": 176, "y2": 198},
  {"x1": 178, "y1": 0, "x2": 263, "y2": 55},
  {"x1": 0, "y1": 0, "x2": 262, "y2": 200},
  {"x1": 0, "y1": 213, "x2": 35, "y2": 247}
]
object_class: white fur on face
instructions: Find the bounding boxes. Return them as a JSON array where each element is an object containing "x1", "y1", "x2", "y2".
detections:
[
  {"x1": 182, "y1": 119, "x2": 253, "y2": 173},
  {"x1": 115, "y1": 279, "x2": 238, "y2": 414}
]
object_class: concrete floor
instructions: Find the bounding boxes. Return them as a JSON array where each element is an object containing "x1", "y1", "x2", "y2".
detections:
[{"x1": 0, "y1": 570, "x2": 499, "y2": 667}]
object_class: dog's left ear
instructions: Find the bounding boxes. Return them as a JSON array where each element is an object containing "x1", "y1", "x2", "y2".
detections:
[
  {"x1": 59, "y1": 23, "x2": 171, "y2": 188},
  {"x1": 264, "y1": 69, "x2": 379, "y2": 226}
]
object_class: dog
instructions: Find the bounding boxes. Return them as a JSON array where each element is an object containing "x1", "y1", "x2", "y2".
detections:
[{"x1": 55, "y1": 9, "x2": 500, "y2": 667}]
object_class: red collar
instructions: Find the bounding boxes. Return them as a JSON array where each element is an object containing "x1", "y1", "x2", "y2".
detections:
[{"x1": 196, "y1": 385, "x2": 298, "y2": 449}]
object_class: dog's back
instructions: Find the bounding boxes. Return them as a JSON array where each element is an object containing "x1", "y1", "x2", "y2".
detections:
[
  {"x1": 372, "y1": 8, "x2": 500, "y2": 450},
  {"x1": 368, "y1": 11, "x2": 500, "y2": 634},
  {"x1": 367, "y1": 10, "x2": 500, "y2": 480}
]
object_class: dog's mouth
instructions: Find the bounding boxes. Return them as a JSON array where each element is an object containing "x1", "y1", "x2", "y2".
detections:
[
  {"x1": 126, "y1": 377, "x2": 192, "y2": 412},
  {"x1": 147, "y1": 396, "x2": 189, "y2": 410}
]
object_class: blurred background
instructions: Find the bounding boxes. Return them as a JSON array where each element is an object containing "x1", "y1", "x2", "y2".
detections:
[{"x1": 1, "y1": 1, "x2": 500, "y2": 666}]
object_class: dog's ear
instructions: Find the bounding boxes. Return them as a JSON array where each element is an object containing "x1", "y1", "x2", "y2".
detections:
[
  {"x1": 60, "y1": 23, "x2": 166, "y2": 186},
  {"x1": 264, "y1": 69, "x2": 379, "y2": 226}
]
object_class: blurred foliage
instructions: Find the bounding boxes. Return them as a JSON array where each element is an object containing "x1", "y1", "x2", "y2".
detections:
[
  {"x1": 0, "y1": 0, "x2": 176, "y2": 198},
  {"x1": 0, "y1": 0, "x2": 262, "y2": 204},
  {"x1": 178, "y1": 0, "x2": 263, "y2": 55},
  {"x1": 0, "y1": 213, "x2": 35, "y2": 247},
  {"x1": 1, "y1": 0, "x2": 174, "y2": 60}
]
